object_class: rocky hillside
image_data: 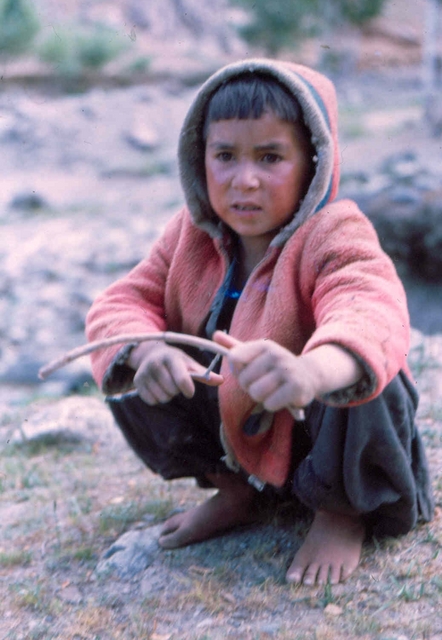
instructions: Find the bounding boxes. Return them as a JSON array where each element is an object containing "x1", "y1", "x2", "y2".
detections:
[{"x1": 1, "y1": 0, "x2": 441, "y2": 405}]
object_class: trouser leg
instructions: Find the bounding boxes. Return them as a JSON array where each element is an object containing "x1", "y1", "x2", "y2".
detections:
[
  {"x1": 106, "y1": 381, "x2": 227, "y2": 482},
  {"x1": 291, "y1": 372, "x2": 434, "y2": 537}
]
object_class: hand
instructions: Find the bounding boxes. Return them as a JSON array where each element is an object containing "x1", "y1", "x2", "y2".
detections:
[
  {"x1": 213, "y1": 332, "x2": 317, "y2": 412},
  {"x1": 213, "y1": 332, "x2": 364, "y2": 412},
  {"x1": 128, "y1": 342, "x2": 223, "y2": 405}
]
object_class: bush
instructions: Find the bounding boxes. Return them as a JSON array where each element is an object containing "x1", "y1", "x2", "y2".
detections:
[
  {"x1": 231, "y1": 0, "x2": 387, "y2": 54},
  {"x1": 38, "y1": 23, "x2": 129, "y2": 77},
  {"x1": 0, "y1": 0, "x2": 39, "y2": 57},
  {"x1": 232, "y1": 0, "x2": 320, "y2": 54},
  {"x1": 338, "y1": 0, "x2": 386, "y2": 25}
]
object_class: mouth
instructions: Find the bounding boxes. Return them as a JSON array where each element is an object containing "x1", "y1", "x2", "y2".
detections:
[{"x1": 232, "y1": 203, "x2": 261, "y2": 212}]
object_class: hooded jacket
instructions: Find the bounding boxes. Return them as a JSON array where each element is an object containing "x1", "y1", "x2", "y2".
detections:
[{"x1": 86, "y1": 59, "x2": 411, "y2": 488}]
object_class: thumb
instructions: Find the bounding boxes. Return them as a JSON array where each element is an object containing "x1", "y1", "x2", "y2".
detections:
[{"x1": 212, "y1": 331, "x2": 242, "y2": 350}]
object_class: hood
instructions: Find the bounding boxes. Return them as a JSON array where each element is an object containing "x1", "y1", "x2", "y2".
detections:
[{"x1": 178, "y1": 58, "x2": 340, "y2": 247}]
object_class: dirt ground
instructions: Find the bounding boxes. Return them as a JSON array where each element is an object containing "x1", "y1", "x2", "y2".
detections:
[
  {"x1": 1, "y1": 1, "x2": 442, "y2": 637},
  {"x1": 0, "y1": 331, "x2": 441, "y2": 640},
  {"x1": 1, "y1": 107, "x2": 442, "y2": 639}
]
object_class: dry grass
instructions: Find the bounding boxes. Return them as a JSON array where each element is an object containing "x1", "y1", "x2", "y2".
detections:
[
  {"x1": 1, "y1": 343, "x2": 441, "y2": 640},
  {"x1": 0, "y1": 328, "x2": 440, "y2": 640}
]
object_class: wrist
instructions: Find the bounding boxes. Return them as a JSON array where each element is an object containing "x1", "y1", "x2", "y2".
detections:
[
  {"x1": 301, "y1": 344, "x2": 364, "y2": 399},
  {"x1": 126, "y1": 341, "x2": 161, "y2": 371}
]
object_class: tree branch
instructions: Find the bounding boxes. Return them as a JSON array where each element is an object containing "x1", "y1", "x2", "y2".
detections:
[
  {"x1": 38, "y1": 332, "x2": 230, "y2": 380},
  {"x1": 38, "y1": 332, "x2": 305, "y2": 421}
]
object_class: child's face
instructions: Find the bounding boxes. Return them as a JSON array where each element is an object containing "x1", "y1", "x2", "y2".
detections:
[{"x1": 205, "y1": 111, "x2": 312, "y2": 249}]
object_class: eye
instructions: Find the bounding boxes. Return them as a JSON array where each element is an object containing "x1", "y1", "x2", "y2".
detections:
[
  {"x1": 216, "y1": 151, "x2": 234, "y2": 162},
  {"x1": 262, "y1": 153, "x2": 282, "y2": 164}
]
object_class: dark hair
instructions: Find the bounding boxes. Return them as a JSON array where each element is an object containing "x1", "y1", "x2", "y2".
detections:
[
  {"x1": 202, "y1": 72, "x2": 316, "y2": 196},
  {"x1": 203, "y1": 73, "x2": 305, "y2": 139}
]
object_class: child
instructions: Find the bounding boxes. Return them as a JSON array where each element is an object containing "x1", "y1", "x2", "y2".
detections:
[{"x1": 86, "y1": 59, "x2": 434, "y2": 586}]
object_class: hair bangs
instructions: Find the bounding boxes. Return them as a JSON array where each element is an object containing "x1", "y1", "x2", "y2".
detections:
[{"x1": 204, "y1": 73, "x2": 303, "y2": 138}]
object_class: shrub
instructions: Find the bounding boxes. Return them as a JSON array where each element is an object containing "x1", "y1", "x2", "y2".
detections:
[
  {"x1": 38, "y1": 22, "x2": 129, "y2": 77},
  {"x1": 0, "y1": 0, "x2": 40, "y2": 56},
  {"x1": 230, "y1": 0, "x2": 387, "y2": 54}
]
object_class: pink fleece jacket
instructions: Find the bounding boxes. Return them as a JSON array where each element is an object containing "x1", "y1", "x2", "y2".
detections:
[{"x1": 86, "y1": 59, "x2": 412, "y2": 488}]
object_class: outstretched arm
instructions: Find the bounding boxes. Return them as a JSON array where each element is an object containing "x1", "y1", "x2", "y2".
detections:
[{"x1": 213, "y1": 331, "x2": 363, "y2": 412}]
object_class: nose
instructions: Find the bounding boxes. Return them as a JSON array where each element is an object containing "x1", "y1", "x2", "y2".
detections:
[{"x1": 232, "y1": 161, "x2": 259, "y2": 190}]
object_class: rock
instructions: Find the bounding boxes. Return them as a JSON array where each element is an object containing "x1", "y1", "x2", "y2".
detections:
[
  {"x1": 258, "y1": 622, "x2": 281, "y2": 634},
  {"x1": 57, "y1": 585, "x2": 83, "y2": 604},
  {"x1": 125, "y1": 1, "x2": 150, "y2": 29},
  {"x1": 340, "y1": 150, "x2": 442, "y2": 334},
  {"x1": 0, "y1": 354, "x2": 45, "y2": 386},
  {"x1": 425, "y1": 93, "x2": 442, "y2": 137},
  {"x1": 140, "y1": 565, "x2": 175, "y2": 597},
  {"x1": 343, "y1": 152, "x2": 442, "y2": 282},
  {"x1": 5, "y1": 396, "x2": 118, "y2": 449},
  {"x1": 324, "y1": 603, "x2": 344, "y2": 616},
  {"x1": 124, "y1": 126, "x2": 160, "y2": 152},
  {"x1": 9, "y1": 190, "x2": 49, "y2": 211},
  {"x1": 96, "y1": 526, "x2": 162, "y2": 579},
  {"x1": 363, "y1": 17, "x2": 421, "y2": 47},
  {"x1": 0, "y1": 351, "x2": 94, "y2": 396},
  {"x1": 386, "y1": 207, "x2": 442, "y2": 280},
  {"x1": 381, "y1": 150, "x2": 421, "y2": 182}
]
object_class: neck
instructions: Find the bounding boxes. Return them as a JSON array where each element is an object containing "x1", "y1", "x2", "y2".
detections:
[{"x1": 236, "y1": 235, "x2": 272, "y2": 287}]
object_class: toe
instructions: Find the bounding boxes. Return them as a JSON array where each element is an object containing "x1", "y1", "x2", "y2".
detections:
[
  {"x1": 302, "y1": 564, "x2": 320, "y2": 586},
  {"x1": 160, "y1": 513, "x2": 182, "y2": 536},
  {"x1": 158, "y1": 528, "x2": 187, "y2": 549},
  {"x1": 340, "y1": 562, "x2": 356, "y2": 582},
  {"x1": 158, "y1": 534, "x2": 176, "y2": 549},
  {"x1": 317, "y1": 564, "x2": 333, "y2": 585},
  {"x1": 158, "y1": 515, "x2": 186, "y2": 548},
  {"x1": 328, "y1": 563, "x2": 343, "y2": 585},
  {"x1": 286, "y1": 563, "x2": 305, "y2": 584}
]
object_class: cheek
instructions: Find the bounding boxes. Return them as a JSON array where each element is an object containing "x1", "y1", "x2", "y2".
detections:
[
  {"x1": 268, "y1": 173, "x2": 297, "y2": 199},
  {"x1": 281, "y1": 164, "x2": 307, "y2": 195},
  {"x1": 205, "y1": 164, "x2": 227, "y2": 213},
  {"x1": 206, "y1": 170, "x2": 218, "y2": 199},
  {"x1": 206, "y1": 164, "x2": 227, "y2": 195}
]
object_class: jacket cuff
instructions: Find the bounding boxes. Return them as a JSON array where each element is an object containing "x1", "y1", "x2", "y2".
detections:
[
  {"x1": 320, "y1": 353, "x2": 377, "y2": 406},
  {"x1": 102, "y1": 344, "x2": 137, "y2": 395}
]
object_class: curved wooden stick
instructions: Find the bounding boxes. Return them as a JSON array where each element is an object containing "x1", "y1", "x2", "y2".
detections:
[
  {"x1": 38, "y1": 332, "x2": 230, "y2": 380},
  {"x1": 38, "y1": 332, "x2": 305, "y2": 421}
]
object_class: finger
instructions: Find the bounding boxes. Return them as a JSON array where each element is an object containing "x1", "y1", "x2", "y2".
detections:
[
  {"x1": 136, "y1": 378, "x2": 176, "y2": 405},
  {"x1": 212, "y1": 331, "x2": 242, "y2": 350},
  {"x1": 137, "y1": 354, "x2": 195, "y2": 400},
  {"x1": 246, "y1": 371, "x2": 284, "y2": 405},
  {"x1": 248, "y1": 376, "x2": 302, "y2": 414},
  {"x1": 228, "y1": 340, "x2": 271, "y2": 368},
  {"x1": 166, "y1": 358, "x2": 196, "y2": 399},
  {"x1": 253, "y1": 369, "x2": 312, "y2": 411},
  {"x1": 143, "y1": 361, "x2": 186, "y2": 399},
  {"x1": 224, "y1": 343, "x2": 270, "y2": 380},
  {"x1": 254, "y1": 380, "x2": 308, "y2": 414},
  {"x1": 184, "y1": 354, "x2": 226, "y2": 387},
  {"x1": 235, "y1": 350, "x2": 278, "y2": 388},
  {"x1": 190, "y1": 371, "x2": 224, "y2": 386}
]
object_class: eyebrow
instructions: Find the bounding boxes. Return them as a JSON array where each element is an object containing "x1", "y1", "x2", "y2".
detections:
[{"x1": 207, "y1": 141, "x2": 287, "y2": 151}]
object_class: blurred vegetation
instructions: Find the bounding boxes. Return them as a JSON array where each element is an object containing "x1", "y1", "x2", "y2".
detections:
[
  {"x1": 0, "y1": 0, "x2": 40, "y2": 56},
  {"x1": 0, "y1": 0, "x2": 132, "y2": 80},
  {"x1": 0, "y1": 0, "x2": 388, "y2": 76},
  {"x1": 230, "y1": 0, "x2": 386, "y2": 54},
  {"x1": 38, "y1": 23, "x2": 129, "y2": 77}
]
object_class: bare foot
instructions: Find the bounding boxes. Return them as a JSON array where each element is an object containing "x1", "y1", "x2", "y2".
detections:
[
  {"x1": 159, "y1": 473, "x2": 257, "y2": 549},
  {"x1": 286, "y1": 510, "x2": 365, "y2": 585}
]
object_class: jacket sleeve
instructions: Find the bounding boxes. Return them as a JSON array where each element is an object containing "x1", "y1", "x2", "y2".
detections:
[
  {"x1": 85, "y1": 210, "x2": 185, "y2": 393},
  {"x1": 299, "y1": 200, "x2": 411, "y2": 405}
]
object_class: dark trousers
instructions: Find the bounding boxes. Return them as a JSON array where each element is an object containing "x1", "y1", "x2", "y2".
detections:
[{"x1": 107, "y1": 371, "x2": 433, "y2": 537}]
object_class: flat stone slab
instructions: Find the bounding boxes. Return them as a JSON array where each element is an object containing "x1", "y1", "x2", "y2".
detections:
[{"x1": 95, "y1": 525, "x2": 162, "y2": 579}]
